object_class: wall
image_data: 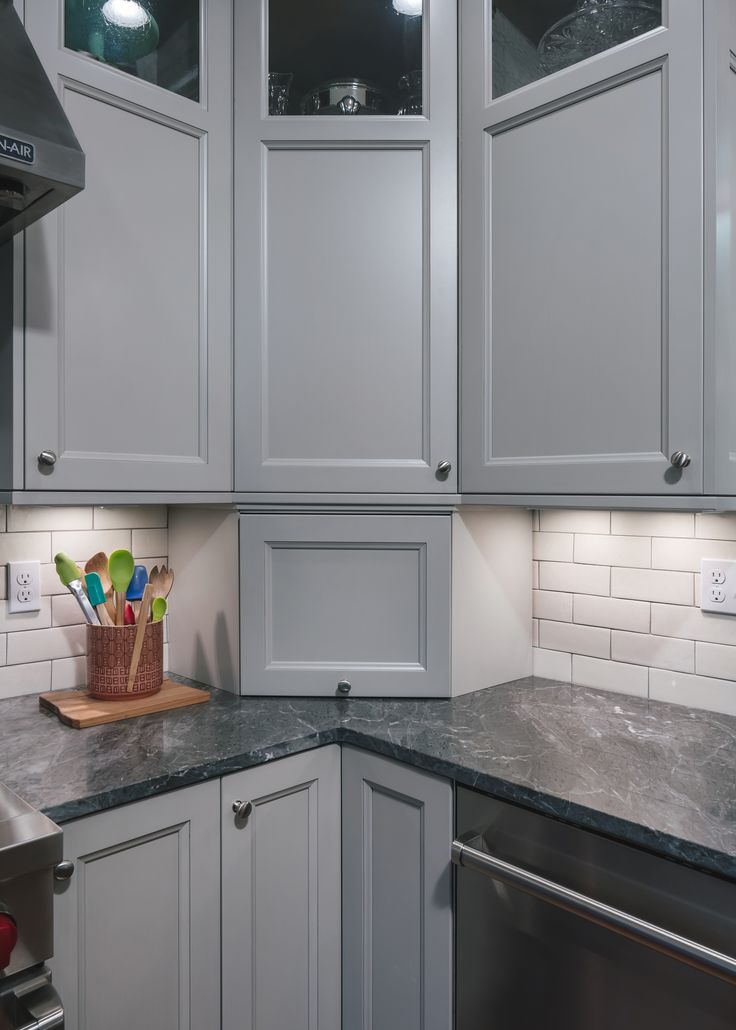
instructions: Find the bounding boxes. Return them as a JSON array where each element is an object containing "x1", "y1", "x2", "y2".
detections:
[
  {"x1": 0, "y1": 506, "x2": 168, "y2": 698},
  {"x1": 532, "y1": 510, "x2": 736, "y2": 715}
]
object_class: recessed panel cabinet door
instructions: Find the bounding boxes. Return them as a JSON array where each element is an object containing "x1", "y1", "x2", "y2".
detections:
[
  {"x1": 233, "y1": 0, "x2": 457, "y2": 493},
  {"x1": 22, "y1": 1, "x2": 232, "y2": 491},
  {"x1": 239, "y1": 513, "x2": 452, "y2": 697},
  {"x1": 342, "y1": 747, "x2": 453, "y2": 1030},
  {"x1": 461, "y1": 0, "x2": 704, "y2": 494},
  {"x1": 51, "y1": 781, "x2": 221, "y2": 1030},
  {"x1": 222, "y1": 747, "x2": 342, "y2": 1030}
]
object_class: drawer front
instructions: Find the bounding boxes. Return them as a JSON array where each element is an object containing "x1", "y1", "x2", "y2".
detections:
[{"x1": 240, "y1": 514, "x2": 451, "y2": 697}]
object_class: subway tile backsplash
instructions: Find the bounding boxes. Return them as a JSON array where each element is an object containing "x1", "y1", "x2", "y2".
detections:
[
  {"x1": 0, "y1": 506, "x2": 168, "y2": 699},
  {"x1": 533, "y1": 510, "x2": 736, "y2": 716}
]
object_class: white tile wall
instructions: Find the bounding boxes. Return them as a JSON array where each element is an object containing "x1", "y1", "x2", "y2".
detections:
[
  {"x1": 0, "y1": 506, "x2": 168, "y2": 699},
  {"x1": 532, "y1": 509, "x2": 736, "y2": 715}
]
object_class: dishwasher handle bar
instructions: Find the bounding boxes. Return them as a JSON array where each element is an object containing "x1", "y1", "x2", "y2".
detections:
[{"x1": 452, "y1": 834, "x2": 736, "y2": 987}]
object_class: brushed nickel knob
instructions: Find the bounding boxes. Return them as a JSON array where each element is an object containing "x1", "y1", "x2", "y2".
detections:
[
  {"x1": 53, "y1": 860, "x2": 75, "y2": 882},
  {"x1": 38, "y1": 450, "x2": 57, "y2": 467},
  {"x1": 337, "y1": 679, "x2": 352, "y2": 696},
  {"x1": 232, "y1": 799, "x2": 253, "y2": 821},
  {"x1": 436, "y1": 459, "x2": 452, "y2": 477},
  {"x1": 670, "y1": 451, "x2": 691, "y2": 469}
]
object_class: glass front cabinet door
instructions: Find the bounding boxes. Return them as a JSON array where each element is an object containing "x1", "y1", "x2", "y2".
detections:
[
  {"x1": 23, "y1": 0, "x2": 233, "y2": 492},
  {"x1": 461, "y1": 0, "x2": 704, "y2": 497},
  {"x1": 234, "y1": 0, "x2": 458, "y2": 494}
]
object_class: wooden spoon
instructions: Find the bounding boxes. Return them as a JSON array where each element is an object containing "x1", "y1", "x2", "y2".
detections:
[{"x1": 84, "y1": 552, "x2": 116, "y2": 623}]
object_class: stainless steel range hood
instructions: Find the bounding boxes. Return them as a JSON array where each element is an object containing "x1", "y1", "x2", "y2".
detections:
[{"x1": 0, "y1": 0, "x2": 85, "y2": 244}]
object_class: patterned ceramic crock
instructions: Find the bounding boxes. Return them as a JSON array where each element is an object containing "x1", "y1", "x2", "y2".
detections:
[{"x1": 86, "y1": 621, "x2": 163, "y2": 700}]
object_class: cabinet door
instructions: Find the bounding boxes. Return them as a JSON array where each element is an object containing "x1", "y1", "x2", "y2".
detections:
[
  {"x1": 233, "y1": 0, "x2": 457, "y2": 493},
  {"x1": 342, "y1": 747, "x2": 453, "y2": 1030},
  {"x1": 23, "y1": 1, "x2": 232, "y2": 491},
  {"x1": 461, "y1": 0, "x2": 703, "y2": 495},
  {"x1": 51, "y1": 780, "x2": 220, "y2": 1030},
  {"x1": 239, "y1": 513, "x2": 451, "y2": 697},
  {"x1": 222, "y1": 747, "x2": 341, "y2": 1030}
]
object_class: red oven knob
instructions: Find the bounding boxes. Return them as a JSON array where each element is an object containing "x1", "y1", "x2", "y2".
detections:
[{"x1": 0, "y1": 911, "x2": 18, "y2": 970}]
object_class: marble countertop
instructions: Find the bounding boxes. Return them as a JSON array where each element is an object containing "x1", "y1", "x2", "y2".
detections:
[{"x1": 0, "y1": 675, "x2": 734, "y2": 881}]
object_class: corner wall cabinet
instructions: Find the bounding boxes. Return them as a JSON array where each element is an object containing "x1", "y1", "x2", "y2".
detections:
[
  {"x1": 461, "y1": 0, "x2": 703, "y2": 496},
  {"x1": 20, "y1": 0, "x2": 233, "y2": 492},
  {"x1": 232, "y1": 0, "x2": 458, "y2": 494}
]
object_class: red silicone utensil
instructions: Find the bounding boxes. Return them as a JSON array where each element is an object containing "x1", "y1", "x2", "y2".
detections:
[{"x1": 124, "y1": 603, "x2": 135, "y2": 626}]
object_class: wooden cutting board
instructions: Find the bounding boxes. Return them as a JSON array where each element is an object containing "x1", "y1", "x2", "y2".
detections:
[{"x1": 39, "y1": 679, "x2": 210, "y2": 729}]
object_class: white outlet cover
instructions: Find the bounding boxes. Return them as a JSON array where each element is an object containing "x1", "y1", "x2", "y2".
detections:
[
  {"x1": 7, "y1": 561, "x2": 42, "y2": 614},
  {"x1": 701, "y1": 558, "x2": 736, "y2": 615}
]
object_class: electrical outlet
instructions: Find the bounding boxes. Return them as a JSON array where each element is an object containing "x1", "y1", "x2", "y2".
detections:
[
  {"x1": 701, "y1": 559, "x2": 736, "y2": 614},
  {"x1": 7, "y1": 561, "x2": 41, "y2": 614}
]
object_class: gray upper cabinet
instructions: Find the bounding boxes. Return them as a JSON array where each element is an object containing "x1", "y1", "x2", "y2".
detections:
[
  {"x1": 22, "y1": 0, "x2": 232, "y2": 492},
  {"x1": 704, "y1": 0, "x2": 736, "y2": 496},
  {"x1": 233, "y1": 0, "x2": 457, "y2": 494},
  {"x1": 51, "y1": 780, "x2": 221, "y2": 1030},
  {"x1": 461, "y1": 0, "x2": 704, "y2": 496}
]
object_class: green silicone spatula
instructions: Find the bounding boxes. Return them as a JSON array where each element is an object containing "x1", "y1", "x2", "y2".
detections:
[
  {"x1": 108, "y1": 549, "x2": 135, "y2": 627},
  {"x1": 151, "y1": 596, "x2": 167, "y2": 623},
  {"x1": 54, "y1": 553, "x2": 99, "y2": 626}
]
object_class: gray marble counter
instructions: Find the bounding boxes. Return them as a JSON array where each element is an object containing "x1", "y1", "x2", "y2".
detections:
[{"x1": 0, "y1": 676, "x2": 734, "y2": 881}]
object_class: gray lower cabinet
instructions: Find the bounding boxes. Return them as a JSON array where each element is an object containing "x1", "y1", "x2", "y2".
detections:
[
  {"x1": 342, "y1": 747, "x2": 453, "y2": 1030},
  {"x1": 233, "y1": 0, "x2": 458, "y2": 494},
  {"x1": 50, "y1": 780, "x2": 221, "y2": 1030},
  {"x1": 221, "y1": 747, "x2": 342, "y2": 1030},
  {"x1": 461, "y1": 0, "x2": 705, "y2": 496},
  {"x1": 21, "y1": 2, "x2": 232, "y2": 492},
  {"x1": 239, "y1": 513, "x2": 452, "y2": 697}
]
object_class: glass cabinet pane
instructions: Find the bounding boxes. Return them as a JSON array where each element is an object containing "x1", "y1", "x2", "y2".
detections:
[
  {"x1": 493, "y1": 0, "x2": 662, "y2": 99},
  {"x1": 268, "y1": 0, "x2": 423, "y2": 116},
  {"x1": 64, "y1": 0, "x2": 200, "y2": 101}
]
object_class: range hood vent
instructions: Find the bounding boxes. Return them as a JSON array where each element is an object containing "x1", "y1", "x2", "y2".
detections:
[{"x1": 0, "y1": 0, "x2": 85, "y2": 244}]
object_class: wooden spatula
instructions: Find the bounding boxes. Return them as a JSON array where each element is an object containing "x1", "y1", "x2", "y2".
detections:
[
  {"x1": 127, "y1": 583, "x2": 154, "y2": 692},
  {"x1": 149, "y1": 564, "x2": 175, "y2": 599}
]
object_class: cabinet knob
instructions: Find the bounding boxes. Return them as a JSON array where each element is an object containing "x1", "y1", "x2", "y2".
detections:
[
  {"x1": 232, "y1": 799, "x2": 253, "y2": 822},
  {"x1": 337, "y1": 679, "x2": 352, "y2": 696},
  {"x1": 53, "y1": 860, "x2": 75, "y2": 882},
  {"x1": 38, "y1": 450, "x2": 57, "y2": 468},
  {"x1": 670, "y1": 451, "x2": 691, "y2": 469},
  {"x1": 436, "y1": 459, "x2": 452, "y2": 477}
]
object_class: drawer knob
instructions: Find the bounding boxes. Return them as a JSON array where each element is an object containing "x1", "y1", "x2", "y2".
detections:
[
  {"x1": 232, "y1": 799, "x2": 253, "y2": 822},
  {"x1": 38, "y1": 450, "x2": 57, "y2": 468},
  {"x1": 53, "y1": 860, "x2": 75, "y2": 882},
  {"x1": 337, "y1": 679, "x2": 352, "y2": 696},
  {"x1": 436, "y1": 459, "x2": 452, "y2": 477},
  {"x1": 670, "y1": 451, "x2": 691, "y2": 469}
]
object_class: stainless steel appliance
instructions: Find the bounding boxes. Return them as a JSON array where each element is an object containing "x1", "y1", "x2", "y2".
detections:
[
  {"x1": 0, "y1": 782, "x2": 65, "y2": 1028},
  {"x1": 454, "y1": 786, "x2": 736, "y2": 1030},
  {"x1": 0, "y1": 0, "x2": 85, "y2": 244}
]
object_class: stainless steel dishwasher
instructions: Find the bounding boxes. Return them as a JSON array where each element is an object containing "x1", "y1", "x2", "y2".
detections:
[{"x1": 454, "y1": 786, "x2": 736, "y2": 1030}]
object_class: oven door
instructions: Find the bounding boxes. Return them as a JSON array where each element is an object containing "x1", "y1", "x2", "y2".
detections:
[
  {"x1": 454, "y1": 787, "x2": 736, "y2": 1030},
  {"x1": 0, "y1": 968, "x2": 63, "y2": 1029}
]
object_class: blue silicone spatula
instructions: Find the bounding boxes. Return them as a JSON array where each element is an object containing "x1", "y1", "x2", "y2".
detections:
[{"x1": 126, "y1": 565, "x2": 148, "y2": 620}]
